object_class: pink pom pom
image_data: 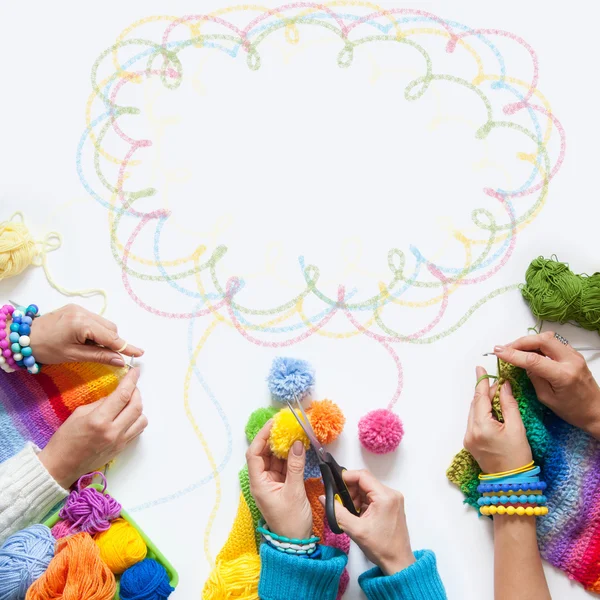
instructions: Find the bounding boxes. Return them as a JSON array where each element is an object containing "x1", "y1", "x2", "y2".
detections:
[{"x1": 358, "y1": 409, "x2": 404, "y2": 454}]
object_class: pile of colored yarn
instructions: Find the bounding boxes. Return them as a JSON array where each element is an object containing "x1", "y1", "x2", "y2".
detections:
[
  {"x1": 521, "y1": 256, "x2": 600, "y2": 332},
  {"x1": 1, "y1": 474, "x2": 174, "y2": 599}
]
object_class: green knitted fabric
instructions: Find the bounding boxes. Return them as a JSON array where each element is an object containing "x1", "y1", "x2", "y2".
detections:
[
  {"x1": 245, "y1": 407, "x2": 280, "y2": 443},
  {"x1": 239, "y1": 464, "x2": 262, "y2": 548},
  {"x1": 446, "y1": 360, "x2": 550, "y2": 508}
]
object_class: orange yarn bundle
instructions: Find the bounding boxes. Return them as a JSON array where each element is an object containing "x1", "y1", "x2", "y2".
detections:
[{"x1": 25, "y1": 533, "x2": 116, "y2": 599}]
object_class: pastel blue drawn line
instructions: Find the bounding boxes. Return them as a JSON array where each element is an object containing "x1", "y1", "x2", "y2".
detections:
[{"x1": 130, "y1": 299, "x2": 233, "y2": 512}]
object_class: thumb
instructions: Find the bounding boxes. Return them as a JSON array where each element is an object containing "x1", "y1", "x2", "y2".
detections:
[
  {"x1": 499, "y1": 381, "x2": 521, "y2": 423},
  {"x1": 285, "y1": 440, "x2": 307, "y2": 488},
  {"x1": 70, "y1": 345, "x2": 126, "y2": 367},
  {"x1": 318, "y1": 494, "x2": 362, "y2": 536}
]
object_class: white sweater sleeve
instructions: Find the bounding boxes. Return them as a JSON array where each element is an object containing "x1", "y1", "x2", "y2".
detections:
[{"x1": 0, "y1": 442, "x2": 68, "y2": 544}]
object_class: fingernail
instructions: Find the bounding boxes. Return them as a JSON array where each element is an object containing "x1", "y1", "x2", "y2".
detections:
[
  {"x1": 502, "y1": 381, "x2": 512, "y2": 393},
  {"x1": 110, "y1": 357, "x2": 125, "y2": 367},
  {"x1": 318, "y1": 495, "x2": 325, "y2": 503},
  {"x1": 494, "y1": 345, "x2": 506, "y2": 353},
  {"x1": 292, "y1": 440, "x2": 304, "y2": 456}
]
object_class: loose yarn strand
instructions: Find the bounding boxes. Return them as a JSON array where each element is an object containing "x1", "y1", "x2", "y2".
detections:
[{"x1": 0, "y1": 212, "x2": 108, "y2": 314}]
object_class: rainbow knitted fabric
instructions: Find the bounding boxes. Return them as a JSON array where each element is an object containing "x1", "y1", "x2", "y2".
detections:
[
  {"x1": 447, "y1": 360, "x2": 600, "y2": 592},
  {"x1": 0, "y1": 363, "x2": 122, "y2": 463}
]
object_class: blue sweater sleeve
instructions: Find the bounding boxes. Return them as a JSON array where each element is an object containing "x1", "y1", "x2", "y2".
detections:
[
  {"x1": 258, "y1": 543, "x2": 348, "y2": 600},
  {"x1": 359, "y1": 550, "x2": 447, "y2": 600}
]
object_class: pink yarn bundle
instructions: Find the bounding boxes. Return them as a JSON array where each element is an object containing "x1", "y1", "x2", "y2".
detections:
[
  {"x1": 58, "y1": 472, "x2": 121, "y2": 535},
  {"x1": 51, "y1": 519, "x2": 77, "y2": 540}
]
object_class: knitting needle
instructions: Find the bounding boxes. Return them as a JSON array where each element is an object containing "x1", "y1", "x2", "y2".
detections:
[{"x1": 483, "y1": 347, "x2": 600, "y2": 356}]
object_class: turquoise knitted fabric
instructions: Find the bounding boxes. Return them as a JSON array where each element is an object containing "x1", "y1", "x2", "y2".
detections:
[{"x1": 259, "y1": 544, "x2": 446, "y2": 600}]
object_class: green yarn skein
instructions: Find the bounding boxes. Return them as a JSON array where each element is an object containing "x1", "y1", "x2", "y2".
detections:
[{"x1": 521, "y1": 256, "x2": 600, "y2": 333}]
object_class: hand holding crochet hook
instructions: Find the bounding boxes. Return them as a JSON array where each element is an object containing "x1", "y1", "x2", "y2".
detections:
[{"x1": 489, "y1": 330, "x2": 600, "y2": 439}]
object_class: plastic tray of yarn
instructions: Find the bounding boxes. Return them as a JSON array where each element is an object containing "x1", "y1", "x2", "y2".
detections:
[{"x1": 43, "y1": 484, "x2": 179, "y2": 598}]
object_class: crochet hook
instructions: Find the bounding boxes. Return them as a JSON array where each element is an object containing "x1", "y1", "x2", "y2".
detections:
[{"x1": 483, "y1": 347, "x2": 600, "y2": 356}]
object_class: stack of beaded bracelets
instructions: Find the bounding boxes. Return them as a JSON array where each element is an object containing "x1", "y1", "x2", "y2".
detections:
[
  {"x1": 477, "y1": 461, "x2": 549, "y2": 517},
  {"x1": 0, "y1": 304, "x2": 41, "y2": 374},
  {"x1": 257, "y1": 523, "x2": 321, "y2": 558}
]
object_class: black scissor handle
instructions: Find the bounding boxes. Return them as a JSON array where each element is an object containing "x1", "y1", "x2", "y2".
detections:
[{"x1": 320, "y1": 458, "x2": 360, "y2": 535}]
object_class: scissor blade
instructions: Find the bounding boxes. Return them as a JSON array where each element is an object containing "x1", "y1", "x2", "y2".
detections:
[{"x1": 286, "y1": 399, "x2": 325, "y2": 457}]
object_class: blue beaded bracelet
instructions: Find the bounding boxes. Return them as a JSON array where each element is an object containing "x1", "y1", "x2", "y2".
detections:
[
  {"x1": 257, "y1": 525, "x2": 320, "y2": 545},
  {"x1": 477, "y1": 494, "x2": 547, "y2": 506},
  {"x1": 477, "y1": 481, "x2": 547, "y2": 493},
  {"x1": 9, "y1": 304, "x2": 41, "y2": 374}
]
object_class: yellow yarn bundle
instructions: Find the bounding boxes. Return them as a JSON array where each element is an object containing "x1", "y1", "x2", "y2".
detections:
[
  {"x1": 94, "y1": 518, "x2": 147, "y2": 574},
  {"x1": 269, "y1": 407, "x2": 310, "y2": 459},
  {"x1": 203, "y1": 554, "x2": 261, "y2": 599},
  {"x1": 0, "y1": 213, "x2": 37, "y2": 279},
  {"x1": 0, "y1": 212, "x2": 107, "y2": 313}
]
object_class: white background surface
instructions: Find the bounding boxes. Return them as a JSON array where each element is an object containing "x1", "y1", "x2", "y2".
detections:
[{"x1": 1, "y1": 1, "x2": 599, "y2": 598}]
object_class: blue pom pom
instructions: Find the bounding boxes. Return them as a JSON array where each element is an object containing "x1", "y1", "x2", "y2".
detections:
[{"x1": 267, "y1": 357, "x2": 314, "y2": 403}]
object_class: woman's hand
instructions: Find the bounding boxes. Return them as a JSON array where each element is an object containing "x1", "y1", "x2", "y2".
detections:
[
  {"x1": 494, "y1": 332, "x2": 600, "y2": 438},
  {"x1": 29, "y1": 304, "x2": 144, "y2": 366},
  {"x1": 323, "y1": 469, "x2": 414, "y2": 576},
  {"x1": 38, "y1": 368, "x2": 147, "y2": 489},
  {"x1": 246, "y1": 420, "x2": 313, "y2": 540},
  {"x1": 463, "y1": 366, "x2": 532, "y2": 474}
]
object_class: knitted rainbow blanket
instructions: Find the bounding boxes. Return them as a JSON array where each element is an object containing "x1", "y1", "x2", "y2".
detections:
[
  {"x1": 0, "y1": 363, "x2": 122, "y2": 463},
  {"x1": 447, "y1": 361, "x2": 600, "y2": 592}
]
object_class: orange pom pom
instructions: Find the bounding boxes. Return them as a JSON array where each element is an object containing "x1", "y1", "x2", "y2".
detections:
[{"x1": 307, "y1": 400, "x2": 345, "y2": 445}]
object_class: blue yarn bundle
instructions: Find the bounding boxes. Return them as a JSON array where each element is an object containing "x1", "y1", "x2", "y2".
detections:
[
  {"x1": 267, "y1": 357, "x2": 314, "y2": 402},
  {"x1": 0, "y1": 524, "x2": 55, "y2": 600},
  {"x1": 120, "y1": 558, "x2": 174, "y2": 600}
]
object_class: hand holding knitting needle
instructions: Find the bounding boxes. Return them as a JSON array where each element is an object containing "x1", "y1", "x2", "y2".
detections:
[
  {"x1": 492, "y1": 331, "x2": 600, "y2": 439},
  {"x1": 38, "y1": 368, "x2": 147, "y2": 489},
  {"x1": 28, "y1": 304, "x2": 143, "y2": 367}
]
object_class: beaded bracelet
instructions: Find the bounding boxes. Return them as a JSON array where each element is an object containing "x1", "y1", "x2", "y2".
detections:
[
  {"x1": 257, "y1": 524, "x2": 320, "y2": 557},
  {"x1": 478, "y1": 494, "x2": 547, "y2": 506},
  {"x1": 0, "y1": 305, "x2": 17, "y2": 373},
  {"x1": 480, "y1": 505, "x2": 549, "y2": 517},
  {"x1": 477, "y1": 481, "x2": 547, "y2": 493},
  {"x1": 1, "y1": 304, "x2": 41, "y2": 374},
  {"x1": 256, "y1": 525, "x2": 320, "y2": 546}
]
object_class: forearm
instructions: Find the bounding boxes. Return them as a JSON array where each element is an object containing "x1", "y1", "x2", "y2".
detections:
[
  {"x1": 0, "y1": 443, "x2": 68, "y2": 544},
  {"x1": 494, "y1": 516, "x2": 550, "y2": 600}
]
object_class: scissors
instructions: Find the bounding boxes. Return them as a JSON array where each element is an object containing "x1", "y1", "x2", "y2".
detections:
[
  {"x1": 287, "y1": 398, "x2": 360, "y2": 534},
  {"x1": 8, "y1": 300, "x2": 136, "y2": 369}
]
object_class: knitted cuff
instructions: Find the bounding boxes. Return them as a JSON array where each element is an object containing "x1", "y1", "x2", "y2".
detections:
[
  {"x1": 358, "y1": 550, "x2": 447, "y2": 600},
  {"x1": 0, "y1": 443, "x2": 68, "y2": 525},
  {"x1": 258, "y1": 543, "x2": 347, "y2": 600}
]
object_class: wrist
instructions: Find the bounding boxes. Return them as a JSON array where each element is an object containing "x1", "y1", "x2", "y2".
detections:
[
  {"x1": 379, "y1": 548, "x2": 416, "y2": 576},
  {"x1": 38, "y1": 448, "x2": 75, "y2": 490}
]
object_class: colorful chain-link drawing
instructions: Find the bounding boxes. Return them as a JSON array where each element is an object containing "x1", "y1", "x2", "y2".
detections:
[{"x1": 77, "y1": 2, "x2": 564, "y2": 567}]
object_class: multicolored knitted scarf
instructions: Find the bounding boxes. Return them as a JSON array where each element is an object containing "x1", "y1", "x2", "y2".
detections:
[
  {"x1": 0, "y1": 363, "x2": 122, "y2": 463},
  {"x1": 447, "y1": 360, "x2": 600, "y2": 592},
  {"x1": 203, "y1": 458, "x2": 351, "y2": 599}
]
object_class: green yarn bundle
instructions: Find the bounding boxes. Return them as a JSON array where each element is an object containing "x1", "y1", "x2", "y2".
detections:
[{"x1": 521, "y1": 256, "x2": 600, "y2": 332}]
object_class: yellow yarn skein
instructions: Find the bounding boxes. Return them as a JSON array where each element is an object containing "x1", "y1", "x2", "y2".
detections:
[
  {"x1": 203, "y1": 554, "x2": 261, "y2": 599},
  {"x1": 269, "y1": 407, "x2": 310, "y2": 459},
  {"x1": 94, "y1": 518, "x2": 147, "y2": 574},
  {"x1": 0, "y1": 212, "x2": 107, "y2": 313}
]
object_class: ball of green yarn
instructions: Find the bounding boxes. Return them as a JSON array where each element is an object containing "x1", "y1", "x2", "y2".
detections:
[
  {"x1": 245, "y1": 407, "x2": 280, "y2": 442},
  {"x1": 521, "y1": 256, "x2": 600, "y2": 332}
]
